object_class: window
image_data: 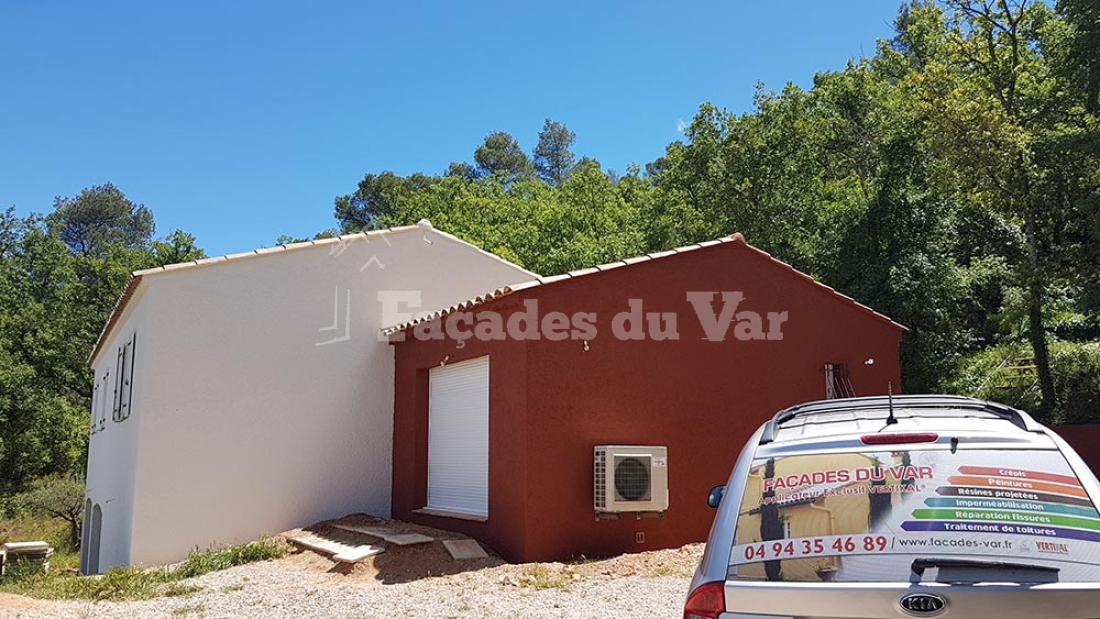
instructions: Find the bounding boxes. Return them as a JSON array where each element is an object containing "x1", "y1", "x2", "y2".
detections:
[
  {"x1": 90, "y1": 382, "x2": 100, "y2": 436},
  {"x1": 824, "y1": 363, "x2": 855, "y2": 399},
  {"x1": 98, "y1": 372, "x2": 108, "y2": 432},
  {"x1": 112, "y1": 343, "x2": 124, "y2": 420},
  {"x1": 113, "y1": 332, "x2": 136, "y2": 422},
  {"x1": 730, "y1": 448, "x2": 1100, "y2": 583}
]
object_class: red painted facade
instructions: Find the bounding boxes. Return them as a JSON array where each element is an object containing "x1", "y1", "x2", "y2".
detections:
[
  {"x1": 391, "y1": 238, "x2": 904, "y2": 562},
  {"x1": 1055, "y1": 425, "x2": 1100, "y2": 477}
]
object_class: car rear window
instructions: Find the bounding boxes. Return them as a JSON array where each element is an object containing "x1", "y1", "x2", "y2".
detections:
[{"x1": 728, "y1": 447, "x2": 1100, "y2": 582}]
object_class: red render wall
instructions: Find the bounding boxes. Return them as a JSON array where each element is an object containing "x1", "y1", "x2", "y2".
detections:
[
  {"x1": 390, "y1": 325, "x2": 532, "y2": 560},
  {"x1": 521, "y1": 241, "x2": 903, "y2": 562},
  {"x1": 1054, "y1": 425, "x2": 1100, "y2": 478},
  {"x1": 392, "y1": 239, "x2": 904, "y2": 563}
]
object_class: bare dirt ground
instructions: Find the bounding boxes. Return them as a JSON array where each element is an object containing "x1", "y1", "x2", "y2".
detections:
[
  {"x1": 0, "y1": 594, "x2": 54, "y2": 615},
  {"x1": 0, "y1": 515, "x2": 703, "y2": 619}
]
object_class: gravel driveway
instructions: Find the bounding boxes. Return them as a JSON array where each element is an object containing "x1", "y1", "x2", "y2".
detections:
[{"x1": 1, "y1": 542, "x2": 702, "y2": 619}]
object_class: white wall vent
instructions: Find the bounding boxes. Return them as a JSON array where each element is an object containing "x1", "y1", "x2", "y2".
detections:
[{"x1": 594, "y1": 445, "x2": 668, "y2": 513}]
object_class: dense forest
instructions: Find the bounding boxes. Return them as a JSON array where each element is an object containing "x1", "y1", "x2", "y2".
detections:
[{"x1": 2, "y1": 0, "x2": 1099, "y2": 500}]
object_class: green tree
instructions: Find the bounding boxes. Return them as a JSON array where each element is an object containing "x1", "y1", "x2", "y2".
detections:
[
  {"x1": 445, "y1": 161, "x2": 478, "y2": 180},
  {"x1": 47, "y1": 183, "x2": 154, "y2": 257},
  {"x1": 1, "y1": 189, "x2": 206, "y2": 494},
  {"x1": 1056, "y1": 0, "x2": 1100, "y2": 114},
  {"x1": 0, "y1": 217, "x2": 94, "y2": 492},
  {"x1": 334, "y1": 171, "x2": 410, "y2": 232},
  {"x1": 474, "y1": 131, "x2": 533, "y2": 180},
  {"x1": 908, "y1": 0, "x2": 1077, "y2": 417},
  {"x1": 532, "y1": 118, "x2": 577, "y2": 185},
  {"x1": 151, "y1": 230, "x2": 206, "y2": 265},
  {"x1": 17, "y1": 474, "x2": 86, "y2": 549}
]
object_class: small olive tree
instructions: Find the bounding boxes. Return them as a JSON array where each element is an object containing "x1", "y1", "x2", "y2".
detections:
[{"x1": 18, "y1": 475, "x2": 85, "y2": 550}]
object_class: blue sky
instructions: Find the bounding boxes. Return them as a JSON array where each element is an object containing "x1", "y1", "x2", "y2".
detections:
[{"x1": 2, "y1": 1, "x2": 900, "y2": 257}]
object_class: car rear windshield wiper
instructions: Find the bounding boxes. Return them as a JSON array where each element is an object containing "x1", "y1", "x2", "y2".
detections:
[{"x1": 912, "y1": 558, "x2": 1060, "y2": 584}]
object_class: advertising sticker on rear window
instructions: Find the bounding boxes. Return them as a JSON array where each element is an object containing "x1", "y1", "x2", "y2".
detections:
[{"x1": 728, "y1": 449, "x2": 1100, "y2": 582}]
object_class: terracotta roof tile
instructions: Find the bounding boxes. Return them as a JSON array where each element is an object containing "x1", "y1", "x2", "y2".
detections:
[{"x1": 381, "y1": 234, "x2": 906, "y2": 338}]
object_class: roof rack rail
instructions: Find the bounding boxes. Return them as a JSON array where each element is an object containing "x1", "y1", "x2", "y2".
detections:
[{"x1": 759, "y1": 395, "x2": 1039, "y2": 444}]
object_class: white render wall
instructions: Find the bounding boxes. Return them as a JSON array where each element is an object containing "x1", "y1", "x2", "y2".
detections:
[
  {"x1": 83, "y1": 288, "x2": 147, "y2": 572},
  {"x1": 92, "y1": 227, "x2": 530, "y2": 568}
]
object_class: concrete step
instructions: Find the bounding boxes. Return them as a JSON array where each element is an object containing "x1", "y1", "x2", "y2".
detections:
[
  {"x1": 286, "y1": 534, "x2": 345, "y2": 556},
  {"x1": 442, "y1": 539, "x2": 487, "y2": 560},
  {"x1": 332, "y1": 545, "x2": 384, "y2": 563},
  {"x1": 332, "y1": 524, "x2": 434, "y2": 546},
  {"x1": 2, "y1": 541, "x2": 50, "y2": 553},
  {"x1": 286, "y1": 533, "x2": 384, "y2": 564}
]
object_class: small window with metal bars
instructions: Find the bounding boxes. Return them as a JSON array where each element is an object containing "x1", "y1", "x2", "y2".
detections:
[{"x1": 824, "y1": 363, "x2": 855, "y2": 399}]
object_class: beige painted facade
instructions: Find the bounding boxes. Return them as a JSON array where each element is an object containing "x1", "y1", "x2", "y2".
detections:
[{"x1": 83, "y1": 224, "x2": 533, "y2": 570}]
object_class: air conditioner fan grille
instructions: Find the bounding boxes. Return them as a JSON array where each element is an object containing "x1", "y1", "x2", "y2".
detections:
[{"x1": 614, "y1": 456, "x2": 651, "y2": 502}]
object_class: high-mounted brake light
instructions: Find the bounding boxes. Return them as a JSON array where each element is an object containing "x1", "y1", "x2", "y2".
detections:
[
  {"x1": 684, "y1": 581, "x2": 725, "y2": 619},
  {"x1": 861, "y1": 432, "x2": 939, "y2": 445}
]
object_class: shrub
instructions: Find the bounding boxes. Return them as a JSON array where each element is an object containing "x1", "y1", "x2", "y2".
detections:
[
  {"x1": 14, "y1": 475, "x2": 85, "y2": 551},
  {"x1": 951, "y1": 340, "x2": 1100, "y2": 424},
  {"x1": 174, "y1": 538, "x2": 290, "y2": 579},
  {"x1": 0, "y1": 565, "x2": 170, "y2": 601},
  {"x1": 0, "y1": 537, "x2": 289, "y2": 601},
  {"x1": 1051, "y1": 342, "x2": 1100, "y2": 424}
]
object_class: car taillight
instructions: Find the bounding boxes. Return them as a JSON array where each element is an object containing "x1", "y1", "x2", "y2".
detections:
[
  {"x1": 861, "y1": 432, "x2": 939, "y2": 445},
  {"x1": 684, "y1": 581, "x2": 725, "y2": 619}
]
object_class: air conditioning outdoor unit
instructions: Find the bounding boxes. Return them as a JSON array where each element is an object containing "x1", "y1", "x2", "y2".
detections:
[{"x1": 594, "y1": 445, "x2": 668, "y2": 513}]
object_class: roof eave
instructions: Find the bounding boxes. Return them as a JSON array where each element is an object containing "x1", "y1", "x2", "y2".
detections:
[
  {"x1": 381, "y1": 233, "x2": 907, "y2": 338},
  {"x1": 88, "y1": 224, "x2": 457, "y2": 366},
  {"x1": 88, "y1": 274, "x2": 143, "y2": 366}
]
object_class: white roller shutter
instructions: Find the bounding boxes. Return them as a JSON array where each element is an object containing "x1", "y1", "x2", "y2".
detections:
[{"x1": 428, "y1": 356, "x2": 489, "y2": 517}]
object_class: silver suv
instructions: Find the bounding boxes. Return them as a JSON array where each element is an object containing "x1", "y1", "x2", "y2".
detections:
[{"x1": 686, "y1": 395, "x2": 1100, "y2": 619}]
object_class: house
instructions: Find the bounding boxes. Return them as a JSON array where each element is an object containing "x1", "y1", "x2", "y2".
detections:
[
  {"x1": 80, "y1": 222, "x2": 534, "y2": 573},
  {"x1": 733, "y1": 452, "x2": 912, "y2": 581},
  {"x1": 386, "y1": 234, "x2": 905, "y2": 563}
]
